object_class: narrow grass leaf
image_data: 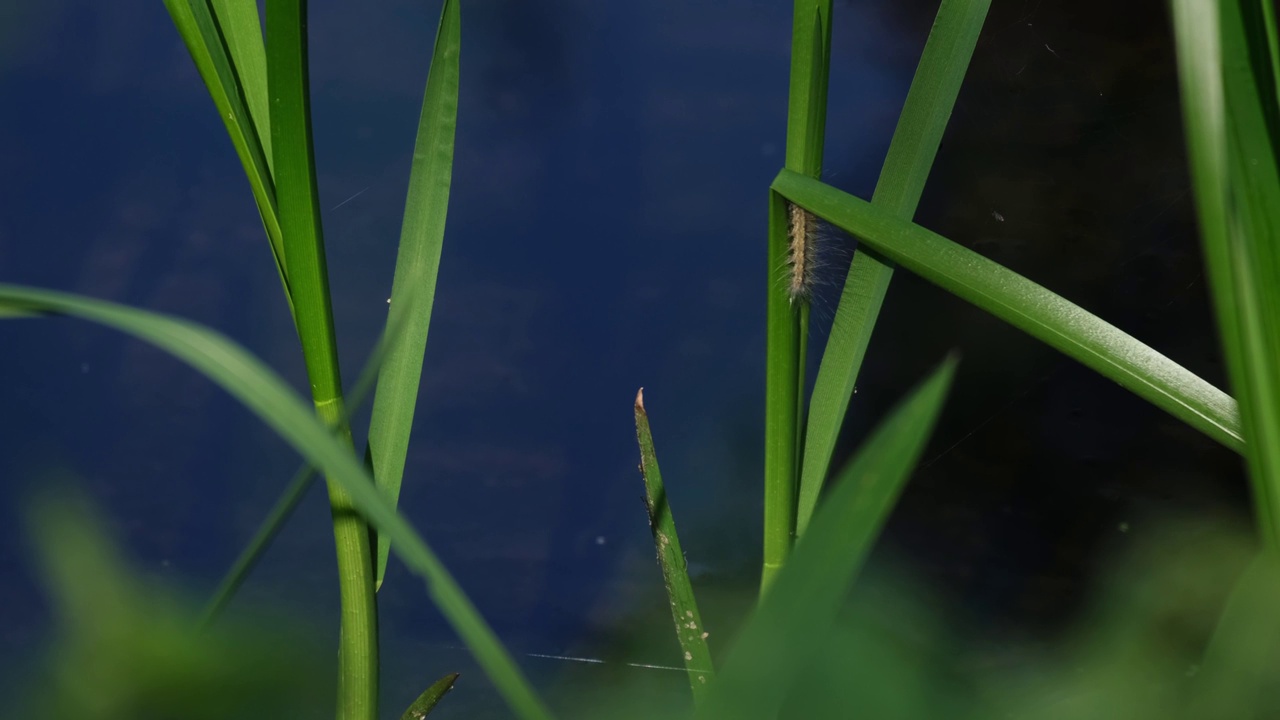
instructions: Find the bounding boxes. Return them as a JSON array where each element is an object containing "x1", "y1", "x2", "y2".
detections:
[
  {"x1": 1174, "y1": 0, "x2": 1280, "y2": 547},
  {"x1": 773, "y1": 170, "x2": 1244, "y2": 452},
  {"x1": 399, "y1": 673, "x2": 459, "y2": 720},
  {"x1": 0, "y1": 284, "x2": 555, "y2": 720},
  {"x1": 368, "y1": 0, "x2": 460, "y2": 590},
  {"x1": 798, "y1": 0, "x2": 990, "y2": 538},
  {"x1": 633, "y1": 389, "x2": 714, "y2": 705},
  {"x1": 163, "y1": 0, "x2": 289, "y2": 314},
  {"x1": 783, "y1": 0, "x2": 832, "y2": 174},
  {"x1": 200, "y1": 289, "x2": 418, "y2": 626},
  {"x1": 199, "y1": 464, "x2": 316, "y2": 628},
  {"x1": 698, "y1": 357, "x2": 956, "y2": 720},
  {"x1": 209, "y1": 0, "x2": 271, "y2": 175}
]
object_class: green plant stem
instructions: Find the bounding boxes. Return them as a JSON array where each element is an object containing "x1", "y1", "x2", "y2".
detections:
[
  {"x1": 763, "y1": 190, "x2": 801, "y2": 595},
  {"x1": 266, "y1": 0, "x2": 377, "y2": 717},
  {"x1": 763, "y1": 0, "x2": 833, "y2": 597},
  {"x1": 318, "y1": 399, "x2": 380, "y2": 720},
  {"x1": 200, "y1": 295, "x2": 410, "y2": 627}
]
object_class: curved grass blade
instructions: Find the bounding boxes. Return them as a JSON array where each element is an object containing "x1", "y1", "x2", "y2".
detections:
[
  {"x1": 199, "y1": 287, "x2": 419, "y2": 627},
  {"x1": 772, "y1": 170, "x2": 1244, "y2": 453},
  {"x1": 1173, "y1": 0, "x2": 1280, "y2": 548},
  {"x1": 698, "y1": 357, "x2": 956, "y2": 720},
  {"x1": 399, "y1": 672, "x2": 460, "y2": 720},
  {"x1": 797, "y1": 0, "x2": 990, "y2": 540},
  {"x1": 633, "y1": 389, "x2": 714, "y2": 705},
  {"x1": 0, "y1": 284, "x2": 555, "y2": 720},
  {"x1": 163, "y1": 0, "x2": 289, "y2": 315},
  {"x1": 368, "y1": 0, "x2": 460, "y2": 590}
]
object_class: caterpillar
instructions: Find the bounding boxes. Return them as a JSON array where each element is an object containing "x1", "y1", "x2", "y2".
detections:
[{"x1": 786, "y1": 201, "x2": 818, "y2": 306}]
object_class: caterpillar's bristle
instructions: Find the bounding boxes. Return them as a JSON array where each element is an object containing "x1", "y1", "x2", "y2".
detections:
[{"x1": 786, "y1": 202, "x2": 817, "y2": 305}]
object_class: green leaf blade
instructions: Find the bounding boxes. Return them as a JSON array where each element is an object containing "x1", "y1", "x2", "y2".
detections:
[
  {"x1": 699, "y1": 357, "x2": 957, "y2": 720},
  {"x1": 773, "y1": 170, "x2": 1244, "y2": 453},
  {"x1": 163, "y1": 0, "x2": 289, "y2": 314},
  {"x1": 369, "y1": 0, "x2": 461, "y2": 590},
  {"x1": 209, "y1": 0, "x2": 272, "y2": 175},
  {"x1": 1173, "y1": 0, "x2": 1280, "y2": 547},
  {"x1": 797, "y1": 0, "x2": 991, "y2": 539},
  {"x1": 634, "y1": 389, "x2": 715, "y2": 705},
  {"x1": 399, "y1": 673, "x2": 460, "y2": 720}
]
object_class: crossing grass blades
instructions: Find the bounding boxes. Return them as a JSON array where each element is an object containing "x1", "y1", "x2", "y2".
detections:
[{"x1": 3, "y1": 0, "x2": 1280, "y2": 717}]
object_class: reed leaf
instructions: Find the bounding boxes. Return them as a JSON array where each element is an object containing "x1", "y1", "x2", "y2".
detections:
[
  {"x1": 163, "y1": 0, "x2": 288, "y2": 314},
  {"x1": 368, "y1": 0, "x2": 460, "y2": 590},
  {"x1": 773, "y1": 170, "x2": 1244, "y2": 452},
  {"x1": 1172, "y1": 0, "x2": 1280, "y2": 546},
  {"x1": 797, "y1": 0, "x2": 990, "y2": 539},
  {"x1": 698, "y1": 357, "x2": 956, "y2": 720},
  {"x1": 399, "y1": 673, "x2": 459, "y2": 720},
  {"x1": 633, "y1": 389, "x2": 714, "y2": 705}
]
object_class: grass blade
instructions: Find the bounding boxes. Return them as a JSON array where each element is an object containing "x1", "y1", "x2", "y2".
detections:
[
  {"x1": 198, "y1": 463, "x2": 317, "y2": 628},
  {"x1": 368, "y1": 0, "x2": 460, "y2": 591},
  {"x1": 773, "y1": 169, "x2": 1244, "y2": 452},
  {"x1": 698, "y1": 356, "x2": 957, "y2": 720},
  {"x1": 163, "y1": 0, "x2": 289, "y2": 314},
  {"x1": 399, "y1": 672, "x2": 460, "y2": 720},
  {"x1": 199, "y1": 289, "x2": 419, "y2": 627},
  {"x1": 762, "y1": 0, "x2": 834, "y2": 594},
  {"x1": 797, "y1": 0, "x2": 990, "y2": 538},
  {"x1": 633, "y1": 389, "x2": 714, "y2": 705},
  {"x1": 1173, "y1": 0, "x2": 1280, "y2": 547},
  {"x1": 0, "y1": 283, "x2": 555, "y2": 720},
  {"x1": 209, "y1": 0, "x2": 272, "y2": 176}
]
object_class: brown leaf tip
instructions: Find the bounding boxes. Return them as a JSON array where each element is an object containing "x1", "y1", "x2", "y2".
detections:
[{"x1": 635, "y1": 387, "x2": 645, "y2": 411}]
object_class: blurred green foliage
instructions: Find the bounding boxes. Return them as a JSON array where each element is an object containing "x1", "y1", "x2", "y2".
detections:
[
  {"x1": 544, "y1": 515, "x2": 1280, "y2": 719},
  {"x1": 12, "y1": 490, "x2": 329, "y2": 720}
]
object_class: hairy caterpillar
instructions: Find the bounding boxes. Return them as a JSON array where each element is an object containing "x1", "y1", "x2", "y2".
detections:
[{"x1": 786, "y1": 201, "x2": 818, "y2": 306}]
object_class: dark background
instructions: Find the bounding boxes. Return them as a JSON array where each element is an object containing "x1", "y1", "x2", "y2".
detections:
[{"x1": 0, "y1": 0, "x2": 1248, "y2": 714}]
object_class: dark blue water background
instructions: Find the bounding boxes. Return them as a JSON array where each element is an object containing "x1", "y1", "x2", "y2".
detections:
[
  {"x1": 0, "y1": 0, "x2": 1246, "y2": 716},
  {"x1": 0, "y1": 0, "x2": 913, "y2": 712}
]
